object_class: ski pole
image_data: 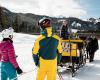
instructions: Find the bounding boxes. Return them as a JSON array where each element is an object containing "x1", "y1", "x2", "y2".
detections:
[
  {"x1": 23, "y1": 67, "x2": 38, "y2": 74},
  {"x1": 12, "y1": 67, "x2": 38, "y2": 80}
]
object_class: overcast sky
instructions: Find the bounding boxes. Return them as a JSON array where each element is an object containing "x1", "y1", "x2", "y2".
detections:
[{"x1": 0, "y1": 0, "x2": 100, "y2": 19}]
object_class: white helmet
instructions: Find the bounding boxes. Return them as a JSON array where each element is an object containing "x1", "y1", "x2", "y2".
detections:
[{"x1": 1, "y1": 27, "x2": 14, "y2": 38}]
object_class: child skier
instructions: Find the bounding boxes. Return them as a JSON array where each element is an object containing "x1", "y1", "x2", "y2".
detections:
[{"x1": 0, "y1": 27, "x2": 23, "y2": 80}]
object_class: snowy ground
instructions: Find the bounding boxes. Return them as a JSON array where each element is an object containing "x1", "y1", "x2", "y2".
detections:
[{"x1": 0, "y1": 33, "x2": 100, "y2": 80}]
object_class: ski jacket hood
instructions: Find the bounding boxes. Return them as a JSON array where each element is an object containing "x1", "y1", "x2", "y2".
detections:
[{"x1": 41, "y1": 27, "x2": 53, "y2": 37}]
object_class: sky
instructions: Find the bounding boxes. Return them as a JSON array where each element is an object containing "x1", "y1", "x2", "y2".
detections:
[
  {"x1": 0, "y1": 0, "x2": 100, "y2": 19},
  {"x1": 79, "y1": 0, "x2": 100, "y2": 19}
]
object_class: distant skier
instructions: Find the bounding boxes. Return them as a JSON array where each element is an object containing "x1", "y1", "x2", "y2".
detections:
[
  {"x1": 60, "y1": 20, "x2": 72, "y2": 39},
  {"x1": 90, "y1": 36, "x2": 99, "y2": 62},
  {"x1": 0, "y1": 28, "x2": 23, "y2": 80},
  {"x1": 86, "y1": 36, "x2": 99, "y2": 62},
  {"x1": 32, "y1": 17, "x2": 62, "y2": 80}
]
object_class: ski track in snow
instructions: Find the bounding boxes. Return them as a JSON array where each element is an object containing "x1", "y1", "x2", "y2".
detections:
[{"x1": 0, "y1": 33, "x2": 100, "y2": 80}]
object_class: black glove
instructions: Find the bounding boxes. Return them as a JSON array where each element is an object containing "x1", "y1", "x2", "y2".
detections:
[
  {"x1": 16, "y1": 67, "x2": 23, "y2": 74},
  {"x1": 57, "y1": 53, "x2": 62, "y2": 65},
  {"x1": 32, "y1": 54, "x2": 39, "y2": 67}
]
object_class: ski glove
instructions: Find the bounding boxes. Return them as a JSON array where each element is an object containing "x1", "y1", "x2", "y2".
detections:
[
  {"x1": 57, "y1": 53, "x2": 62, "y2": 65},
  {"x1": 32, "y1": 54, "x2": 39, "y2": 67},
  {"x1": 16, "y1": 67, "x2": 23, "y2": 74}
]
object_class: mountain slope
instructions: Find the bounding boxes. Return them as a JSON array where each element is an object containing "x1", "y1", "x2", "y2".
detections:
[{"x1": 0, "y1": 6, "x2": 100, "y2": 33}]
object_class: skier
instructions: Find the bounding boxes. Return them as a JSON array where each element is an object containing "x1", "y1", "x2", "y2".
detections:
[
  {"x1": 86, "y1": 36, "x2": 99, "y2": 62},
  {"x1": 89, "y1": 36, "x2": 99, "y2": 62},
  {"x1": 32, "y1": 17, "x2": 62, "y2": 80},
  {"x1": 0, "y1": 28, "x2": 23, "y2": 80},
  {"x1": 60, "y1": 20, "x2": 72, "y2": 40}
]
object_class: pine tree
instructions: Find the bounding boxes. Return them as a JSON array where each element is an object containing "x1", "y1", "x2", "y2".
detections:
[
  {"x1": 0, "y1": 7, "x2": 2, "y2": 29},
  {"x1": 20, "y1": 21, "x2": 28, "y2": 32},
  {"x1": 13, "y1": 15, "x2": 21, "y2": 32},
  {"x1": 0, "y1": 6, "x2": 9, "y2": 29}
]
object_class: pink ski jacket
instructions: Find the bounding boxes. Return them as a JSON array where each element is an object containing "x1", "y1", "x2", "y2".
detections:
[{"x1": 0, "y1": 40, "x2": 19, "y2": 69}]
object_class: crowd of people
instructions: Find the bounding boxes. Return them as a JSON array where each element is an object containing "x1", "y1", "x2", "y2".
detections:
[{"x1": 0, "y1": 17, "x2": 99, "y2": 80}]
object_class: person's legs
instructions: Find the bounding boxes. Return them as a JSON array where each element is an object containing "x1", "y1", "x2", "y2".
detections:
[
  {"x1": 47, "y1": 61, "x2": 57, "y2": 80},
  {"x1": 37, "y1": 57, "x2": 57, "y2": 80},
  {"x1": 91, "y1": 52, "x2": 95, "y2": 61},
  {"x1": 0, "y1": 62, "x2": 8, "y2": 80},
  {"x1": 36, "y1": 68, "x2": 46, "y2": 80},
  {"x1": 89, "y1": 50, "x2": 92, "y2": 62},
  {"x1": 47, "y1": 69, "x2": 57, "y2": 80},
  {"x1": 36, "y1": 58, "x2": 47, "y2": 80},
  {"x1": 5, "y1": 63, "x2": 17, "y2": 80},
  {"x1": 86, "y1": 50, "x2": 89, "y2": 59},
  {"x1": 0, "y1": 70, "x2": 8, "y2": 80}
]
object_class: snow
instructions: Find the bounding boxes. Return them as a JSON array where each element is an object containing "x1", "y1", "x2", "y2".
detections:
[{"x1": 0, "y1": 33, "x2": 100, "y2": 80}]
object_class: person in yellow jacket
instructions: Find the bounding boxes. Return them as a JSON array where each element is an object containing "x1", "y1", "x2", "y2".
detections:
[{"x1": 32, "y1": 17, "x2": 62, "y2": 80}]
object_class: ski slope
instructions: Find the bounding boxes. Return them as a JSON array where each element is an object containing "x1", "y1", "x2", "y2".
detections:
[{"x1": 0, "y1": 33, "x2": 100, "y2": 80}]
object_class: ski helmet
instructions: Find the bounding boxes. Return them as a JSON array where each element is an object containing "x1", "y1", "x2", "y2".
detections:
[
  {"x1": 1, "y1": 27, "x2": 14, "y2": 38},
  {"x1": 38, "y1": 17, "x2": 51, "y2": 29}
]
